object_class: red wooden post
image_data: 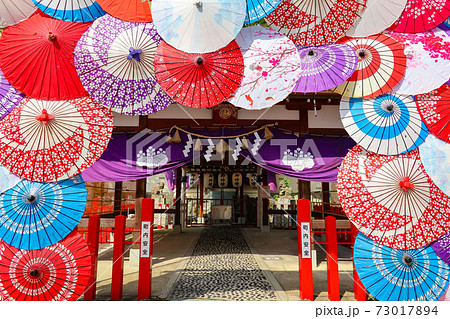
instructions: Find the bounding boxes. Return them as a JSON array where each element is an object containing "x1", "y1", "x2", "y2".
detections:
[
  {"x1": 325, "y1": 216, "x2": 340, "y2": 301},
  {"x1": 111, "y1": 215, "x2": 126, "y2": 301},
  {"x1": 84, "y1": 214, "x2": 100, "y2": 301},
  {"x1": 138, "y1": 198, "x2": 155, "y2": 300},
  {"x1": 351, "y1": 223, "x2": 367, "y2": 301},
  {"x1": 297, "y1": 199, "x2": 313, "y2": 301}
]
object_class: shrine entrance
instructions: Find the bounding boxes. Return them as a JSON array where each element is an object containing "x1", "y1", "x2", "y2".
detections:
[{"x1": 184, "y1": 162, "x2": 259, "y2": 226}]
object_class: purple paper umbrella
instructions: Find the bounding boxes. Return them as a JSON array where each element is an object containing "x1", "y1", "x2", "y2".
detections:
[
  {"x1": 0, "y1": 69, "x2": 23, "y2": 120},
  {"x1": 74, "y1": 14, "x2": 172, "y2": 116},
  {"x1": 431, "y1": 231, "x2": 450, "y2": 265},
  {"x1": 293, "y1": 44, "x2": 357, "y2": 93}
]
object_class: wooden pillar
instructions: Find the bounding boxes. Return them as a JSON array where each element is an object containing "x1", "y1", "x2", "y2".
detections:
[
  {"x1": 299, "y1": 110, "x2": 309, "y2": 134},
  {"x1": 174, "y1": 167, "x2": 182, "y2": 226},
  {"x1": 199, "y1": 172, "x2": 204, "y2": 219},
  {"x1": 239, "y1": 183, "x2": 244, "y2": 220},
  {"x1": 262, "y1": 198, "x2": 269, "y2": 226},
  {"x1": 133, "y1": 178, "x2": 146, "y2": 248},
  {"x1": 298, "y1": 180, "x2": 311, "y2": 200},
  {"x1": 322, "y1": 182, "x2": 330, "y2": 213},
  {"x1": 114, "y1": 181, "x2": 123, "y2": 214}
]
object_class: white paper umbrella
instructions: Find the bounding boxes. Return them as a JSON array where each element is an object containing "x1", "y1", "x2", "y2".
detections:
[
  {"x1": 389, "y1": 28, "x2": 450, "y2": 95},
  {"x1": 346, "y1": 0, "x2": 408, "y2": 37},
  {"x1": 419, "y1": 134, "x2": 450, "y2": 197},
  {"x1": 151, "y1": 0, "x2": 246, "y2": 53},
  {"x1": 228, "y1": 26, "x2": 301, "y2": 110},
  {"x1": 340, "y1": 93, "x2": 429, "y2": 155},
  {"x1": 0, "y1": 0, "x2": 36, "y2": 28}
]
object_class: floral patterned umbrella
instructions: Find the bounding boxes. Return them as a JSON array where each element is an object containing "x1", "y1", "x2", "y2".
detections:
[
  {"x1": 389, "y1": 28, "x2": 450, "y2": 95},
  {"x1": 0, "y1": 231, "x2": 91, "y2": 301},
  {"x1": 416, "y1": 83, "x2": 450, "y2": 143},
  {"x1": 155, "y1": 40, "x2": 244, "y2": 109},
  {"x1": 354, "y1": 233, "x2": 449, "y2": 301},
  {"x1": 0, "y1": 68, "x2": 23, "y2": 120},
  {"x1": 337, "y1": 145, "x2": 450, "y2": 250},
  {"x1": 151, "y1": 0, "x2": 246, "y2": 53},
  {"x1": 335, "y1": 34, "x2": 406, "y2": 98},
  {"x1": 390, "y1": 0, "x2": 450, "y2": 33},
  {"x1": 75, "y1": 14, "x2": 172, "y2": 116},
  {"x1": 419, "y1": 134, "x2": 450, "y2": 197},
  {"x1": 0, "y1": 0, "x2": 36, "y2": 28},
  {"x1": 265, "y1": 0, "x2": 366, "y2": 46},
  {"x1": 0, "y1": 175, "x2": 86, "y2": 250},
  {"x1": 0, "y1": 97, "x2": 113, "y2": 182},
  {"x1": 228, "y1": 26, "x2": 301, "y2": 109}
]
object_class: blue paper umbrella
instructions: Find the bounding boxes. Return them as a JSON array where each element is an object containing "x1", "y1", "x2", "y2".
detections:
[
  {"x1": 0, "y1": 175, "x2": 86, "y2": 250},
  {"x1": 340, "y1": 93, "x2": 429, "y2": 155},
  {"x1": 245, "y1": 0, "x2": 282, "y2": 24},
  {"x1": 354, "y1": 233, "x2": 450, "y2": 301},
  {"x1": 32, "y1": 0, "x2": 105, "y2": 23}
]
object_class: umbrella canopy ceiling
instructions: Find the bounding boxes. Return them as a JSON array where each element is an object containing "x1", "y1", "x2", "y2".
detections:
[
  {"x1": 75, "y1": 14, "x2": 172, "y2": 116},
  {"x1": 0, "y1": 68, "x2": 23, "y2": 120},
  {"x1": 390, "y1": 0, "x2": 450, "y2": 33},
  {"x1": 419, "y1": 134, "x2": 450, "y2": 197},
  {"x1": 389, "y1": 28, "x2": 450, "y2": 95},
  {"x1": 245, "y1": 0, "x2": 282, "y2": 24},
  {"x1": 0, "y1": 97, "x2": 113, "y2": 182},
  {"x1": 340, "y1": 93, "x2": 429, "y2": 155},
  {"x1": 0, "y1": 231, "x2": 91, "y2": 301},
  {"x1": 0, "y1": 11, "x2": 90, "y2": 101},
  {"x1": 293, "y1": 43, "x2": 357, "y2": 93},
  {"x1": 346, "y1": 0, "x2": 408, "y2": 37},
  {"x1": 151, "y1": 0, "x2": 247, "y2": 53},
  {"x1": 337, "y1": 145, "x2": 450, "y2": 250},
  {"x1": 354, "y1": 233, "x2": 449, "y2": 301},
  {"x1": 155, "y1": 40, "x2": 244, "y2": 109},
  {"x1": 0, "y1": 0, "x2": 36, "y2": 28},
  {"x1": 228, "y1": 25, "x2": 302, "y2": 110},
  {"x1": 416, "y1": 83, "x2": 450, "y2": 143},
  {"x1": 0, "y1": 175, "x2": 86, "y2": 250},
  {"x1": 335, "y1": 34, "x2": 406, "y2": 98},
  {"x1": 96, "y1": 0, "x2": 152, "y2": 23},
  {"x1": 32, "y1": 0, "x2": 105, "y2": 22},
  {"x1": 265, "y1": 0, "x2": 367, "y2": 46}
]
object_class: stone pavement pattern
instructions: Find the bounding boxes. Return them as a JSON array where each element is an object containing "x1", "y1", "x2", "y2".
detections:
[{"x1": 167, "y1": 226, "x2": 278, "y2": 301}]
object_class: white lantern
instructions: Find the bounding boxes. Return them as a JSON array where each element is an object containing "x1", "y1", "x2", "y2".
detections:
[
  {"x1": 218, "y1": 173, "x2": 228, "y2": 188},
  {"x1": 249, "y1": 173, "x2": 258, "y2": 188},
  {"x1": 204, "y1": 173, "x2": 214, "y2": 188},
  {"x1": 232, "y1": 172, "x2": 242, "y2": 188}
]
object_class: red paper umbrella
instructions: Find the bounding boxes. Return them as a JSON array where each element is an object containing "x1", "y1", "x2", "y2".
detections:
[
  {"x1": 265, "y1": 0, "x2": 366, "y2": 46},
  {"x1": 0, "y1": 231, "x2": 91, "y2": 301},
  {"x1": 335, "y1": 34, "x2": 406, "y2": 98},
  {"x1": 96, "y1": 0, "x2": 152, "y2": 22},
  {"x1": 154, "y1": 40, "x2": 244, "y2": 109},
  {"x1": 416, "y1": 83, "x2": 450, "y2": 143},
  {"x1": 0, "y1": 11, "x2": 89, "y2": 101},
  {"x1": 391, "y1": 0, "x2": 450, "y2": 33},
  {"x1": 0, "y1": 96, "x2": 113, "y2": 182},
  {"x1": 337, "y1": 145, "x2": 450, "y2": 250}
]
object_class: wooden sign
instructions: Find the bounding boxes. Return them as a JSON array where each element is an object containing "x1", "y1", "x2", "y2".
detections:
[{"x1": 212, "y1": 104, "x2": 238, "y2": 126}]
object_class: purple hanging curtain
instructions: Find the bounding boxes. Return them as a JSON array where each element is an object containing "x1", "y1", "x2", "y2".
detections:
[
  {"x1": 239, "y1": 129, "x2": 355, "y2": 183},
  {"x1": 267, "y1": 170, "x2": 277, "y2": 192},
  {"x1": 82, "y1": 128, "x2": 354, "y2": 183},
  {"x1": 165, "y1": 169, "x2": 176, "y2": 192},
  {"x1": 82, "y1": 130, "x2": 201, "y2": 182}
]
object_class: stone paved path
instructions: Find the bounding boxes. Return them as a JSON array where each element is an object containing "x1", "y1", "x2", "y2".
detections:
[{"x1": 167, "y1": 226, "x2": 278, "y2": 301}]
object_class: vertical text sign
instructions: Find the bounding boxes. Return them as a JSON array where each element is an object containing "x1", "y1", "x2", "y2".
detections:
[
  {"x1": 141, "y1": 221, "x2": 151, "y2": 258},
  {"x1": 301, "y1": 222, "x2": 311, "y2": 259}
]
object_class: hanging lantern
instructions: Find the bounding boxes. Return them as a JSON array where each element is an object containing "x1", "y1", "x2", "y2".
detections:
[
  {"x1": 188, "y1": 173, "x2": 198, "y2": 186},
  {"x1": 232, "y1": 172, "x2": 242, "y2": 188},
  {"x1": 218, "y1": 173, "x2": 228, "y2": 188},
  {"x1": 249, "y1": 173, "x2": 258, "y2": 188},
  {"x1": 204, "y1": 173, "x2": 214, "y2": 188}
]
